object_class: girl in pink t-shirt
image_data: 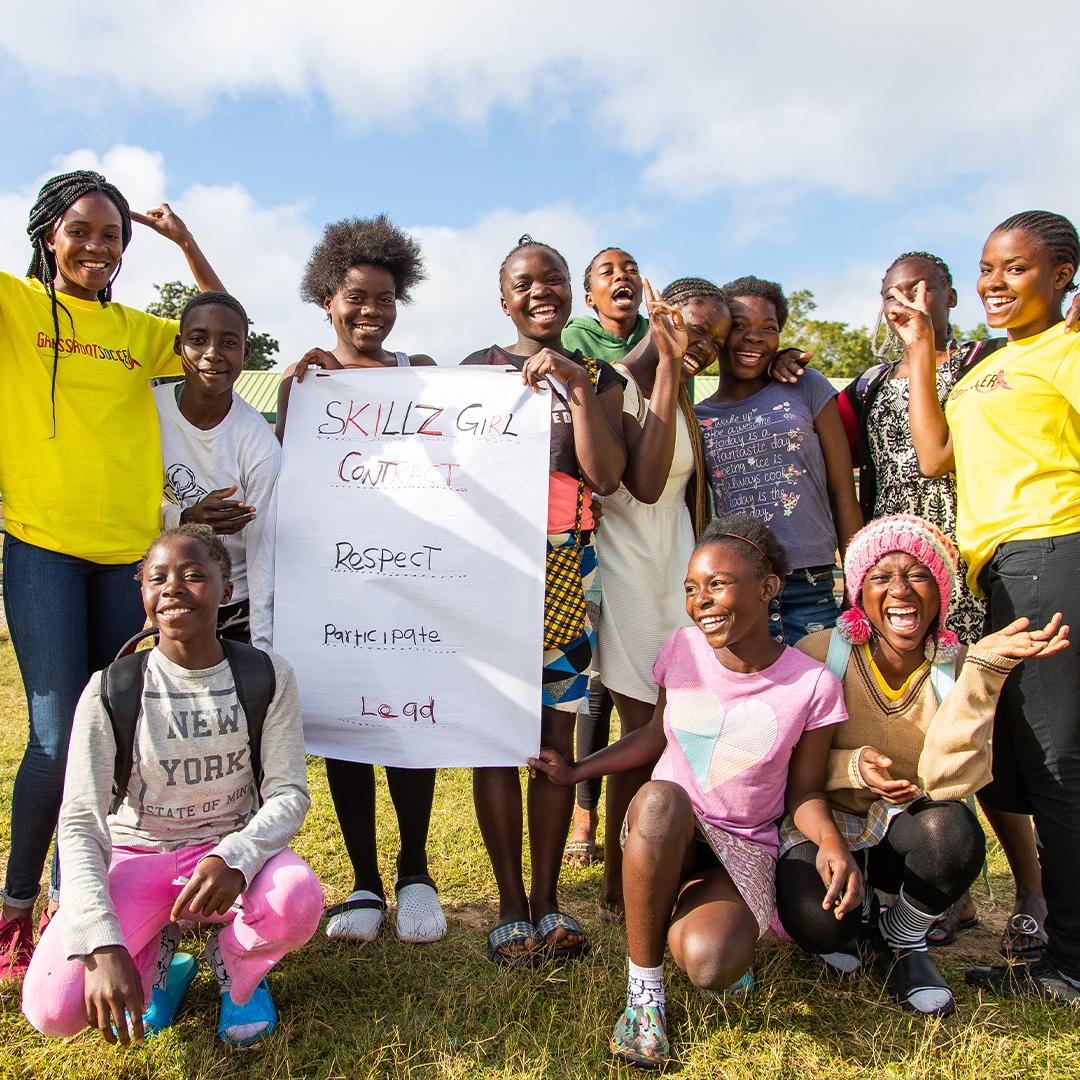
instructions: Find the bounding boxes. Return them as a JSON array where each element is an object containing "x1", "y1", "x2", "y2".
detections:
[{"x1": 532, "y1": 512, "x2": 860, "y2": 1069}]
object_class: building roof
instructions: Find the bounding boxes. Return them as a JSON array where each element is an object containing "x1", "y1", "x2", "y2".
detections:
[{"x1": 234, "y1": 370, "x2": 281, "y2": 422}]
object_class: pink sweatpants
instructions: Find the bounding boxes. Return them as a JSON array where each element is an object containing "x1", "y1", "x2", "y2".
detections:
[{"x1": 22, "y1": 843, "x2": 323, "y2": 1037}]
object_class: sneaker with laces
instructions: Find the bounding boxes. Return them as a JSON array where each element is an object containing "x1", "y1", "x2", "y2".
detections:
[{"x1": 0, "y1": 915, "x2": 35, "y2": 982}]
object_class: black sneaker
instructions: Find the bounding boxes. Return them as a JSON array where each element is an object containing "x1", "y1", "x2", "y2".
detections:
[{"x1": 965, "y1": 959, "x2": 1080, "y2": 1004}]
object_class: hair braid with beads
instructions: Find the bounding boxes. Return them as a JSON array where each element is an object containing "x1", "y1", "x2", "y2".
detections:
[
  {"x1": 992, "y1": 210, "x2": 1079, "y2": 295},
  {"x1": 24, "y1": 170, "x2": 133, "y2": 435},
  {"x1": 660, "y1": 277, "x2": 727, "y2": 541}
]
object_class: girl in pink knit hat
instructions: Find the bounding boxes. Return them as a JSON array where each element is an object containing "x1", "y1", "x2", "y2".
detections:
[{"x1": 774, "y1": 513, "x2": 1068, "y2": 1017}]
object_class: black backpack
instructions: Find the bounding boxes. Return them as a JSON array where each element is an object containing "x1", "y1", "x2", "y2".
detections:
[{"x1": 100, "y1": 636, "x2": 276, "y2": 815}]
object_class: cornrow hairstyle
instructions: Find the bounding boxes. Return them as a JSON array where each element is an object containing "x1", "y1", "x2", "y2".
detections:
[
  {"x1": 137, "y1": 522, "x2": 232, "y2": 583},
  {"x1": 498, "y1": 233, "x2": 570, "y2": 289},
  {"x1": 25, "y1": 169, "x2": 133, "y2": 435},
  {"x1": 179, "y1": 290, "x2": 250, "y2": 339},
  {"x1": 992, "y1": 210, "x2": 1079, "y2": 295},
  {"x1": 300, "y1": 214, "x2": 426, "y2": 306},
  {"x1": 721, "y1": 275, "x2": 789, "y2": 331},
  {"x1": 661, "y1": 277, "x2": 728, "y2": 541},
  {"x1": 697, "y1": 511, "x2": 791, "y2": 579},
  {"x1": 582, "y1": 247, "x2": 635, "y2": 293},
  {"x1": 873, "y1": 251, "x2": 955, "y2": 362}
]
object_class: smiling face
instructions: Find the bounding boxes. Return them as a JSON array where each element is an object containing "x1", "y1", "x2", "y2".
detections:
[
  {"x1": 45, "y1": 192, "x2": 124, "y2": 300},
  {"x1": 684, "y1": 542, "x2": 777, "y2": 652},
  {"x1": 680, "y1": 298, "x2": 731, "y2": 383},
  {"x1": 140, "y1": 535, "x2": 232, "y2": 648},
  {"x1": 324, "y1": 264, "x2": 398, "y2": 355},
  {"x1": 585, "y1": 249, "x2": 642, "y2": 322},
  {"x1": 500, "y1": 246, "x2": 571, "y2": 344},
  {"x1": 860, "y1": 551, "x2": 941, "y2": 656},
  {"x1": 720, "y1": 295, "x2": 780, "y2": 382},
  {"x1": 882, "y1": 258, "x2": 956, "y2": 344},
  {"x1": 176, "y1": 304, "x2": 249, "y2": 397},
  {"x1": 978, "y1": 228, "x2": 1075, "y2": 340}
]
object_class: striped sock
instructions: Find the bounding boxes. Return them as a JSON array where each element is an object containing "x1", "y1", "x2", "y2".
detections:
[
  {"x1": 627, "y1": 959, "x2": 665, "y2": 1013},
  {"x1": 152, "y1": 924, "x2": 180, "y2": 991},
  {"x1": 880, "y1": 888, "x2": 938, "y2": 953}
]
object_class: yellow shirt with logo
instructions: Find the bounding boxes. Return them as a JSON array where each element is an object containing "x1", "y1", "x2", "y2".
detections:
[
  {"x1": 0, "y1": 271, "x2": 182, "y2": 562},
  {"x1": 945, "y1": 322, "x2": 1080, "y2": 595}
]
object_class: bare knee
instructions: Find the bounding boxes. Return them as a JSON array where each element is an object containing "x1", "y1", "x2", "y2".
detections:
[
  {"x1": 627, "y1": 781, "x2": 694, "y2": 845},
  {"x1": 671, "y1": 928, "x2": 754, "y2": 991}
]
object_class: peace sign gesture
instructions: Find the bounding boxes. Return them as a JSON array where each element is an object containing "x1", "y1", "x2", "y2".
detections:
[
  {"x1": 643, "y1": 277, "x2": 688, "y2": 364},
  {"x1": 884, "y1": 279, "x2": 935, "y2": 348}
]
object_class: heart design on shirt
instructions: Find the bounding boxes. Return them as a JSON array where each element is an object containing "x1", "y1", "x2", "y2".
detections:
[{"x1": 670, "y1": 691, "x2": 778, "y2": 792}]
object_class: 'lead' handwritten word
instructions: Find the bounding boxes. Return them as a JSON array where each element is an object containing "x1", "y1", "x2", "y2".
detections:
[{"x1": 361, "y1": 695, "x2": 437, "y2": 724}]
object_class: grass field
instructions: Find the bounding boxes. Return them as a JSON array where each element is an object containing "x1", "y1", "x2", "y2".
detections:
[{"x1": 0, "y1": 633, "x2": 1077, "y2": 1079}]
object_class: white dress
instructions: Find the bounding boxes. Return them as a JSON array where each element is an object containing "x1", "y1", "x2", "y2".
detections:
[{"x1": 597, "y1": 364, "x2": 696, "y2": 704}]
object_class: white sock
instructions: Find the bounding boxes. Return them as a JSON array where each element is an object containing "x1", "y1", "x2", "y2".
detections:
[
  {"x1": 152, "y1": 924, "x2": 181, "y2": 991},
  {"x1": 819, "y1": 950, "x2": 860, "y2": 974},
  {"x1": 627, "y1": 959, "x2": 665, "y2": 1013},
  {"x1": 880, "y1": 888, "x2": 937, "y2": 953}
]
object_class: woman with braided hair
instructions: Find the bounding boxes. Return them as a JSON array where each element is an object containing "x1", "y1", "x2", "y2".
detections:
[
  {"x1": 590, "y1": 275, "x2": 731, "y2": 922},
  {"x1": 0, "y1": 169, "x2": 224, "y2": 979}
]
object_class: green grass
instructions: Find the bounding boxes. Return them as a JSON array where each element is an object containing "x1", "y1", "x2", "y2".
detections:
[{"x1": 0, "y1": 633, "x2": 1076, "y2": 1078}]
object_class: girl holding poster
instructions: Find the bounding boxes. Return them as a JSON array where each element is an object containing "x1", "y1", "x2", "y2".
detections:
[
  {"x1": 277, "y1": 216, "x2": 446, "y2": 946},
  {"x1": 461, "y1": 235, "x2": 626, "y2": 963}
]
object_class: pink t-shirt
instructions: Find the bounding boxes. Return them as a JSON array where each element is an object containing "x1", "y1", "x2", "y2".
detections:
[{"x1": 651, "y1": 626, "x2": 847, "y2": 853}]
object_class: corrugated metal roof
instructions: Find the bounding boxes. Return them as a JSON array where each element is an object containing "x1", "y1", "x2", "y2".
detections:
[{"x1": 233, "y1": 370, "x2": 281, "y2": 422}]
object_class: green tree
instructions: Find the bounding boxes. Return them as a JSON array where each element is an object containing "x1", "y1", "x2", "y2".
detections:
[
  {"x1": 146, "y1": 280, "x2": 279, "y2": 370},
  {"x1": 949, "y1": 320, "x2": 992, "y2": 342},
  {"x1": 780, "y1": 289, "x2": 875, "y2": 379}
]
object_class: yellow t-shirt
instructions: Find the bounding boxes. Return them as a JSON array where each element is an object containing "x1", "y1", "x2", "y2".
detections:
[
  {"x1": 945, "y1": 321, "x2": 1080, "y2": 595},
  {"x1": 0, "y1": 271, "x2": 182, "y2": 562}
]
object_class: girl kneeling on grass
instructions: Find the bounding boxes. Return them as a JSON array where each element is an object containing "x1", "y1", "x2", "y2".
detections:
[
  {"x1": 21, "y1": 524, "x2": 323, "y2": 1048},
  {"x1": 775, "y1": 515, "x2": 1068, "y2": 1017},
  {"x1": 531, "y1": 513, "x2": 860, "y2": 1068}
]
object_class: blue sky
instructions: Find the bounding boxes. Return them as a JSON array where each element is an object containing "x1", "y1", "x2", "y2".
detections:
[{"x1": 1, "y1": 2, "x2": 1077, "y2": 366}]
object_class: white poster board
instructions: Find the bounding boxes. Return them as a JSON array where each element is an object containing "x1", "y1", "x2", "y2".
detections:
[{"x1": 273, "y1": 367, "x2": 550, "y2": 767}]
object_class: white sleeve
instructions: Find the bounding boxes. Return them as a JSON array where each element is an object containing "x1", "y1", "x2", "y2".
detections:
[{"x1": 241, "y1": 446, "x2": 281, "y2": 652}]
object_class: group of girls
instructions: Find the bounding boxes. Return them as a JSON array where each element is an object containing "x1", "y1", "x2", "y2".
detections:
[{"x1": 0, "y1": 169, "x2": 1077, "y2": 1067}]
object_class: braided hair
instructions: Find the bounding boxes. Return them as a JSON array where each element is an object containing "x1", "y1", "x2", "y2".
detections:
[
  {"x1": 179, "y1": 290, "x2": 249, "y2": 338},
  {"x1": 661, "y1": 277, "x2": 728, "y2": 542},
  {"x1": 872, "y1": 251, "x2": 955, "y2": 362},
  {"x1": 991, "y1": 210, "x2": 1079, "y2": 294},
  {"x1": 25, "y1": 170, "x2": 133, "y2": 435},
  {"x1": 498, "y1": 234, "x2": 570, "y2": 289}
]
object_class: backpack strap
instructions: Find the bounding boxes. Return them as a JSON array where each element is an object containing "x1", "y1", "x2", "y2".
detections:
[
  {"x1": 100, "y1": 651, "x2": 152, "y2": 815},
  {"x1": 823, "y1": 630, "x2": 853, "y2": 681},
  {"x1": 220, "y1": 639, "x2": 276, "y2": 804},
  {"x1": 928, "y1": 659, "x2": 957, "y2": 705}
]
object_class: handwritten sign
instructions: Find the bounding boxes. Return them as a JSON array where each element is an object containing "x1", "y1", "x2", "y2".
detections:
[{"x1": 273, "y1": 367, "x2": 551, "y2": 767}]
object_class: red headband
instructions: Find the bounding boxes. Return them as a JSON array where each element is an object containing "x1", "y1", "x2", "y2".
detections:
[{"x1": 717, "y1": 533, "x2": 774, "y2": 573}]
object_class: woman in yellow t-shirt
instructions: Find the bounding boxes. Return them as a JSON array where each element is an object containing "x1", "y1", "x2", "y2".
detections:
[
  {"x1": 897, "y1": 210, "x2": 1080, "y2": 1003},
  {"x1": 0, "y1": 169, "x2": 225, "y2": 979}
]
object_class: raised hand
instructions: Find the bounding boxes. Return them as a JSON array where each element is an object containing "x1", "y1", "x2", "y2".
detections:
[
  {"x1": 293, "y1": 347, "x2": 344, "y2": 384},
  {"x1": 180, "y1": 485, "x2": 255, "y2": 535},
  {"x1": 131, "y1": 203, "x2": 192, "y2": 247},
  {"x1": 976, "y1": 612, "x2": 1070, "y2": 661},
  {"x1": 83, "y1": 945, "x2": 144, "y2": 1045},
  {"x1": 857, "y1": 747, "x2": 920, "y2": 805},
  {"x1": 527, "y1": 747, "x2": 577, "y2": 786},
  {"x1": 643, "y1": 277, "x2": 688, "y2": 363},
  {"x1": 885, "y1": 279, "x2": 935, "y2": 348}
]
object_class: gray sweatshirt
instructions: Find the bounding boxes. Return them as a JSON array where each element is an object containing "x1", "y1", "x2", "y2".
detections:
[{"x1": 57, "y1": 648, "x2": 310, "y2": 959}]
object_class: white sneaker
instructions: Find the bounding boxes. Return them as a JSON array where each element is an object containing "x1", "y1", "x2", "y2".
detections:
[
  {"x1": 394, "y1": 875, "x2": 447, "y2": 943},
  {"x1": 326, "y1": 891, "x2": 385, "y2": 942}
]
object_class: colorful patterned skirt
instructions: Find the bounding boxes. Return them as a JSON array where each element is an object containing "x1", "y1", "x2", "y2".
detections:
[{"x1": 541, "y1": 531, "x2": 598, "y2": 713}]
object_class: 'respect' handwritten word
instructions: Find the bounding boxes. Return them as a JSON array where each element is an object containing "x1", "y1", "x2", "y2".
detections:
[{"x1": 334, "y1": 542, "x2": 442, "y2": 573}]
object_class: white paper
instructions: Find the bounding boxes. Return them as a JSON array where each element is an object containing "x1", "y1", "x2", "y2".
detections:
[{"x1": 273, "y1": 367, "x2": 551, "y2": 767}]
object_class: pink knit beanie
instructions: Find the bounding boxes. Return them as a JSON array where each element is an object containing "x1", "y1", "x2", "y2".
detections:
[{"x1": 838, "y1": 514, "x2": 961, "y2": 660}]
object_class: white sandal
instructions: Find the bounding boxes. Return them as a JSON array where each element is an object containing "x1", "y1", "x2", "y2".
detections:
[
  {"x1": 394, "y1": 875, "x2": 447, "y2": 943},
  {"x1": 326, "y1": 890, "x2": 385, "y2": 942}
]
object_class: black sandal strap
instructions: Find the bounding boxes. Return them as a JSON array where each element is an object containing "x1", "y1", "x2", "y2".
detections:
[
  {"x1": 394, "y1": 873, "x2": 438, "y2": 894},
  {"x1": 326, "y1": 896, "x2": 386, "y2": 917}
]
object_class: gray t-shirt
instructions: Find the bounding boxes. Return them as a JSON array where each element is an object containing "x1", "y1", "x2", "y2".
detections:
[{"x1": 695, "y1": 371, "x2": 838, "y2": 569}]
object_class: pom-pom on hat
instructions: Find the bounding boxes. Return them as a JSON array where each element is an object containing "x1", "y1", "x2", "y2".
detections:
[{"x1": 838, "y1": 514, "x2": 961, "y2": 660}]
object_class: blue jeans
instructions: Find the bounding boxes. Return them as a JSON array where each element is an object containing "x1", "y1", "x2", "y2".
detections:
[
  {"x1": 770, "y1": 564, "x2": 839, "y2": 645},
  {"x1": 2, "y1": 535, "x2": 145, "y2": 907}
]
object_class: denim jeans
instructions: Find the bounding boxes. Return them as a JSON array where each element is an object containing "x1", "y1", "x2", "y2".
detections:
[
  {"x1": 770, "y1": 564, "x2": 839, "y2": 645},
  {"x1": 2, "y1": 534, "x2": 145, "y2": 907},
  {"x1": 977, "y1": 531, "x2": 1080, "y2": 980}
]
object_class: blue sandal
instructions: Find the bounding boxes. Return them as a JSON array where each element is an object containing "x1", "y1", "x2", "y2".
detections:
[
  {"x1": 487, "y1": 920, "x2": 541, "y2": 965},
  {"x1": 143, "y1": 952, "x2": 198, "y2": 1035},
  {"x1": 217, "y1": 978, "x2": 278, "y2": 1048}
]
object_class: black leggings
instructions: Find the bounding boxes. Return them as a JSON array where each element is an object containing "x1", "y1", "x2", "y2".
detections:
[
  {"x1": 324, "y1": 760, "x2": 436, "y2": 899},
  {"x1": 775, "y1": 799, "x2": 985, "y2": 954},
  {"x1": 574, "y1": 678, "x2": 614, "y2": 810}
]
